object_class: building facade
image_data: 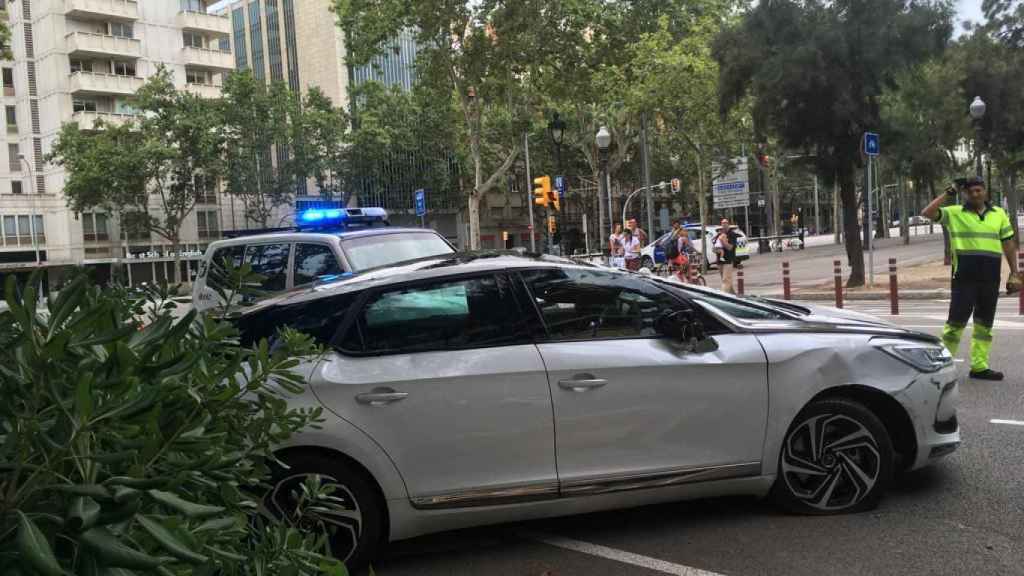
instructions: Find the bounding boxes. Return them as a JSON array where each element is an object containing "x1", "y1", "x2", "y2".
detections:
[{"x1": 3, "y1": 0, "x2": 234, "y2": 287}]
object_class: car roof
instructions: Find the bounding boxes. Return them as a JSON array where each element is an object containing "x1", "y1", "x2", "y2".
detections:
[
  {"x1": 204, "y1": 227, "x2": 443, "y2": 250},
  {"x1": 245, "y1": 252, "x2": 609, "y2": 310}
]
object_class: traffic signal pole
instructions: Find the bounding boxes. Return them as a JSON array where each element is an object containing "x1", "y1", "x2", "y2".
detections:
[{"x1": 524, "y1": 133, "x2": 536, "y2": 252}]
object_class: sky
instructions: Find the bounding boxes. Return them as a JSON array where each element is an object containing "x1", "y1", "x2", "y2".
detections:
[{"x1": 957, "y1": 0, "x2": 985, "y2": 33}]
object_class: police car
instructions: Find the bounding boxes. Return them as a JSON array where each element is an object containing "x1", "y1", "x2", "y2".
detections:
[
  {"x1": 192, "y1": 208, "x2": 455, "y2": 312},
  {"x1": 640, "y1": 224, "x2": 750, "y2": 270}
]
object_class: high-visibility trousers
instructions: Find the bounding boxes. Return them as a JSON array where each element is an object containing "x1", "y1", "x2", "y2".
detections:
[{"x1": 941, "y1": 279, "x2": 1000, "y2": 372}]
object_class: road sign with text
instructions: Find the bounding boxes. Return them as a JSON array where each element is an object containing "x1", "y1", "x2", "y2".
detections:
[{"x1": 712, "y1": 157, "x2": 750, "y2": 209}]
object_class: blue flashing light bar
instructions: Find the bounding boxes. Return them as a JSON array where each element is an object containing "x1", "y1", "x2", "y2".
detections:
[{"x1": 297, "y1": 207, "x2": 389, "y2": 230}]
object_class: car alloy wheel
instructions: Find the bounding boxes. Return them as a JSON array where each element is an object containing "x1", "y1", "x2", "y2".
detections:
[
  {"x1": 263, "y1": 453, "x2": 385, "y2": 569},
  {"x1": 775, "y1": 399, "x2": 893, "y2": 514},
  {"x1": 266, "y1": 473, "x2": 363, "y2": 563}
]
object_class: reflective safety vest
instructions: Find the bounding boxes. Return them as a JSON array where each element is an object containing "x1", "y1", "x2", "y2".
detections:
[{"x1": 938, "y1": 203, "x2": 1015, "y2": 281}]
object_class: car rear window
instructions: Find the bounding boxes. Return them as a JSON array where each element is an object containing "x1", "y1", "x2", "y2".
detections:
[{"x1": 340, "y1": 232, "x2": 454, "y2": 272}]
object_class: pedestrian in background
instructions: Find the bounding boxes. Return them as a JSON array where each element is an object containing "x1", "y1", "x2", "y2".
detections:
[
  {"x1": 715, "y1": 218, "x2": 739, "y2": 294},
  {"x1": 622, "y1": 228, "x2": 641, "y2": 271},
  {"x1": 609, "y1": 223, "x2": 625, "y2": 268},
  {"x1": 628, "y1": 218, "x2": 648, "y2": 247},
  {"x1": 922, "y1": 176, "x2": 1022, "y2": 380}
]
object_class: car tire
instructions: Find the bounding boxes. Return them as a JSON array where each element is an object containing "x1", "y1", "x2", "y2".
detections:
[
  {"x1": 641, "y1": 256, "x2": 654, "y2": 270},
  {"x1": 772, "y1": 398, "x2": 894, "y2": 515},
  {"x1": 264, "y1": 451, "x2": 386, "y2": 571}
]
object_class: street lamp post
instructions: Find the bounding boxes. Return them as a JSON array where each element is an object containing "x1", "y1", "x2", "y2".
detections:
[
  {"x1": 596, "y1": 126, "x2": 612, "y2": 240},
  {"x1": 18, "y1": 154, "x2": 40, "y2": 266},
  {"x1": 970, "y1": 96, "x2": 986, "y2": 179}
]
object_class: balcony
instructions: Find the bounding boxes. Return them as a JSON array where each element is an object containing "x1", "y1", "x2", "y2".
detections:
[
  {"x1": 177, "y1": 10, "x2": 231, "y2": 36},
  {"x1": 182, "y1": 47, "x2": 233, "y2": 72},
  {"x1": 71, "y1": 111, "x2": 135, "y2": 131},
  {"x1": 68, "y1": 71, "x2": 144, "y2": 96},
  {"x1": 185, "y1": 83, "x2": 223, "y2": 99},
  {"x1": 65, "y1": 0, "x2": 139, "y2": 21},
  {"x1": 66, "y1": 32, "x2": 141, "y2": 60}
]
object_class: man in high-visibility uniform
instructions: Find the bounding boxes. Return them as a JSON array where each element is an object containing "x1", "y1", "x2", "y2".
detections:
[{"x1": 922, "y1": 176, "x2": 1022, "y2": 380}]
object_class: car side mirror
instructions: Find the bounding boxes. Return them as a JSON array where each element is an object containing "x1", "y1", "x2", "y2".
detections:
[{"x1": 656, "y1": 309, "x2": 718, "y2": 354}]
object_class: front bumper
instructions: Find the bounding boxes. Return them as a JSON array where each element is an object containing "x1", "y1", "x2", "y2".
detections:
[{"x1": 894, "y1": 362, "x2": 961, "y2": 470}]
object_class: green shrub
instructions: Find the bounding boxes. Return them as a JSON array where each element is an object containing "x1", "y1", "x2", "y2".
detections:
[{"x1": 0, "y1": 272, "x2": 346, "y2": 575}]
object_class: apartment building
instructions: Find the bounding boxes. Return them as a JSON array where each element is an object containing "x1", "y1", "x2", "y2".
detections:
[{"x1": 3, "y1": 0, "x2": 232, "y2": 288}]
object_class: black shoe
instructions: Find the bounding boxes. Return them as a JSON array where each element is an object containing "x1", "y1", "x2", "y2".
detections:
[{"x1": 969, "y1": 369, "x2": 1004, "y2": 381}]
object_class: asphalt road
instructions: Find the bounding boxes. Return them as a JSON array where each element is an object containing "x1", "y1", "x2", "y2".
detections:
[
  {"x1": 371, "y1": 299, "x2": 1024, "y2": 576},
  {"x1": 738, "y1": 233, "x2": 946, "y2": 290}
]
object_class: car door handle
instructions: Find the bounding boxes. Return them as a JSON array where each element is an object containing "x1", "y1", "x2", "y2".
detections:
[
  {"x1": 558, "y1": 377, "x2": 608, "y2": 391},
  {"x1": 355, "y1": 390, "x2": 409, "y2": 406}
]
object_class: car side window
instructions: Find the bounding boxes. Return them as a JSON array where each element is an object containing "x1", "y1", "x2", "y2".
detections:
[
  {"x1": 205, "y1": 245, "x2": 246, "y2": 292},
  {"x1": 236, "y1": 292, "x2": 359, "y2": 348},
  {"x1": 293, "y1": 243, "x2": 342, "y2": 286},
  {"x1": 522, "y1": 268, "x2": 684, "y2": 341},
  {"x1": 345, "y1": 275, "x2": 529, "y2": 354},
  {"x1": 244, "y1": 243, "x2": 290, "y2": 293}
]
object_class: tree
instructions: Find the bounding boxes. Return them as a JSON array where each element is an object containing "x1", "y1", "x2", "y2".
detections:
[
  {"x1": 335, "y1": 0, "x2": 581, "y2": 249},
  {"x1": 342, "y1": 81, "x2": 460, "y2": 210},
  {"x1": 291, "y1": 87, "x2": 349, "y2": 200},
  {"x1": 953, "y1": 30, "x2": 1024, "y2": 235},
  {"x1": 0, "y1": 18, "x2": 10, "y2": 60},
  {"x1": 50, "y1": 68, "x2": 224, "y2": 283},
  {"x1": 715, "y1": 0, "x2": 954, "y2": 287},
  {"x1": 220, "y1": 72, "x2": 296, "y2": 227}
]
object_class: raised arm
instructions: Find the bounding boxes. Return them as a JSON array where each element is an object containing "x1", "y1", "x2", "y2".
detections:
[{"x1": 922, "y1": 186, "x2": 954, "y2": 221}]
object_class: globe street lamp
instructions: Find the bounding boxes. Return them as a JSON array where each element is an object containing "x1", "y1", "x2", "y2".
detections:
[
  {"x1": 596, "y1": 126, "x2": 612, "y2": 238},
  {"x1": 969, "y1": 96, "x2": 986, "y2": 178}
]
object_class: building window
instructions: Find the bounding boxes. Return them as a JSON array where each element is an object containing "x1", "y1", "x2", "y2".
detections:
[
  {"x1": 124, "y1": 214, "x2": 150, "y2": 241},
  {"x1": 183, "y1": 31, "x2": 205, "y2": 49},
  {"x1": 180, "y1": 0, "x2": 206, "y2": 12},
  {"x1": 2, "y1": 215, "x2": 14, "y2": 245},
  {"x1": 266, "y1": 0, "x2": 283, "y2": 82},
  {"x1": 185, "y1": 68, "x2": 210, "y2": 85},
  {"x1": 218, "y1": 37, "x2": 230, "y2": 52},
  {"x1": 73, "y1": 99, "x2": 98, "y2": 113},
  {"x1": 9, "y1": 144, "x2": 20, "y2": 172},
  {"x1": 2, "y1": 68, "x2": 13, "y2": 92},
  {"x1": 112, "y1": 61, "x2": 136, "y2": 77},
  {"x1": 195, "y1": 174, "x2": 217, "y2": 203},
  {"x1": 282, "y1": 0, "x2": 300, "y2": 91},
  {"x1": 83, "y1": 213, "x2": 110, "y2": 242},
  {"x1": 197, "y1": 210, "x2": 220, "y2": 239},
  {"x1": 109, "y1": 22, "x2": 133, "y2": 39},
  {"x1": 34, "y1": 215, "x2": 45, "y2": 245},
  {"x1": 232, "y1": 7, "x2": 248, "y2": 70},
  {"x1": 70, "y1": 59, "x2": 90, "y2": 73},
  {"x1": 5, "y1": 105, "x2": 15, "y2": 128},
  {"x1": 249, "y1": 1, "x2": 264, "y2": 79},
  {"x1": 11, "y1": 181, "x2": 22, "y2": 195}
]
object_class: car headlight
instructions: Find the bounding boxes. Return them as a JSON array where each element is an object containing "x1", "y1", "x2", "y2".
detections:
[{"x1": 876, "y1": 341, "x2": 953, "y2": 373}]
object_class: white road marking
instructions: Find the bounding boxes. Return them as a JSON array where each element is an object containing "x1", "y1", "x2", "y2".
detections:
[
  {"x1": 521, "y1": 531, "x2": 726, "y2": 576},
  {"x1": 991, "y1": 419, "x2": 1024, "y2": 427}
]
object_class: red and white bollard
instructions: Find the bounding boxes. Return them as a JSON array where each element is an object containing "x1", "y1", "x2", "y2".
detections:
[
  {"x1": 782, "y1": 261, "x2": 791, "y2": 301},
  {"x1": 888, "y1": 257, "x2": 899, "y2": 316},
  {"x1": 737, "y1": 266, "x2": 745, "y2": 296},
  {"x1": 834, "y1": 259, "x2": 844, "y2": 309}
]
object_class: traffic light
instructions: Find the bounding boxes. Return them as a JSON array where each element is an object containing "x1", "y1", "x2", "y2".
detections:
[
  {"x1": 551, "y1": 187, "x2": 561, "y2": 212},
  {"x1": 533, "y1": 176, "x2": 551, "y2": 208},
  {"x1": 547, "y1": 215, "x2": 557, "y2": 234}
]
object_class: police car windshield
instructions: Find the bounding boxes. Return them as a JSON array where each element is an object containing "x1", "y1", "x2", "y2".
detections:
[{"x1": 341, "y1": 232, "x2": 455, "y2": 271}]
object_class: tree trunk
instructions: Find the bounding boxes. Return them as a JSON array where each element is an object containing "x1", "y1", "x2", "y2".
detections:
[
  {"x1": 839, "y1": 163, "x2": 865, "y2": 287},
  {"x1": 172, "y1": 235, "x2": 183, "y2": 285},
  {"x1": 930, "y1": 179, "x2": 951, "y2": 266},
  {"x1": 468, "y1": 141, "x2": 482, "y2": 251}
]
